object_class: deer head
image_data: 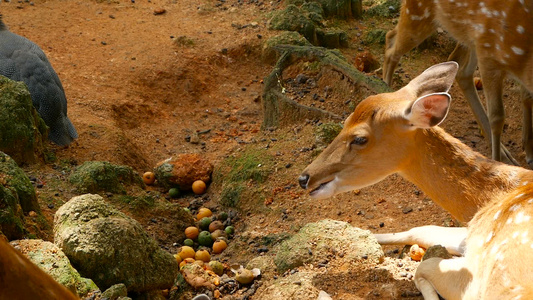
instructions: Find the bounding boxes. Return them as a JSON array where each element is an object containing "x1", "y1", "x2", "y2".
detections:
[{"x1": 299, "y1": 62, "x2": 458, "y2": 199}]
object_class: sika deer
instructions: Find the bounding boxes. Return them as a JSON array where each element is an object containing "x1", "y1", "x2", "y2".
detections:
[
  {"x1": 299, "y1": 62, "x2": 533, "y2": 298},
  {"x1": 383, "y1": 0, "x2": 533, "y2": 167}
]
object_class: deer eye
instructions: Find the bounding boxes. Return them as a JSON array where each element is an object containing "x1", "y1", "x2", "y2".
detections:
[{"x1": 351, "y1": 136, "x2": 368, "y2": 146}]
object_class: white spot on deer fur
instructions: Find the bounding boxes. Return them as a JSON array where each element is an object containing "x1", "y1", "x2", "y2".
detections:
[
  {"x1": 489, "y1": 28, "x2": 496, "y2": 33},
  {"x1": 512, "y1": 46, "x2": 525, "y2": 55},
  {"x1": 485, "y1": 231, "x2": 494, "y2": 243},
  {"x1": 515, "y1": 211, "x2": 531, "y2": 224},
  {"x1": 523, "y1": 181, "x2": 529, "y2": 185},
  {"x1": 473, "y1": 24, "x2": 485, "y2": 33},
  {"x1": 510, "y1": 203, "x2": 521, "y2": 211},
  {"x1": 517, "y1": 25, "x2": 525, "y2": 34},
  {"x1": 406, "y1": 8, "x2": 410, "y2": 14},
  {"x1": 513, "y1": 231, "x2": 520, "y2": 239},
  {"x1": 496, "y1": 44, "x2": 501, "y2": 51},
  {"x1": 528, "y1": 198, "x2": 533, "y2": 204},
  {"x1": 502, "y1": 11, "x2": 507, "y2": 18},
  {"x1": 495, "y1": 252, "x2": 505, "y2": 261},
  {"x1": 494, "y1": 210, "x2": 502, "y2": 220},
  {"x1": 483, "y1": 43, "x2": 491, "y2": 48},
  {"x1": 515, "y1": 193, "x2": 525, "y2": 199},
  {"x1": 507, "y1": 217, "x2": 513, "y2": 224},
  {"x1": 418, "y1": 1, "x2": 422, "y2": 7}
]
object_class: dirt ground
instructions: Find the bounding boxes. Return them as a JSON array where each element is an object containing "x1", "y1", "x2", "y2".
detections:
[{"x1": 2, "y1": 0, "x2": 530, "y2": 299}]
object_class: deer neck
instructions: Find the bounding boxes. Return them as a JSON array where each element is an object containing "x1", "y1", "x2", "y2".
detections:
[{"x1": 399, "y1": 127, "x2": 525, "y2": 223}]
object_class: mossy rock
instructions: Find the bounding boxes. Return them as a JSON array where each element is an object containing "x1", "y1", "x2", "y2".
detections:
[
  {"x1": 69, "y1": 161, "x2": 145, "y2": 194},
  {"x1": 363, "y1": 29, "x2": 387, "y2": 45},
  {"x1": 314, "y1": 122, "x2": 343, "y2": 147},
  {"x1": 288, "y1": 0, "x2": 362, "y2": 19},
  {"x1": 0, "y1": 75, "x2": 48, "y2": 165},
  {"x1": 274, "y1": 219, "x2": 383, "y2": 273},
  {"x1": 365, "y1": 0, "x2": 401, "y2": 17},
  {"x1": 0, "y1": 152, "x2": 41, "y2": 239},
  {"x1": 316, "y1": 28, "x2": 349, "y2": 48},
  {"x1": 10, "y1": 239, "x2": 100, "y2": 297},
  {"x1": 262, "y1": 31, "x2": 312, "y2": 64},
  {"x1": 268, "y1": 5, "x2": 318, "y2": 45}
]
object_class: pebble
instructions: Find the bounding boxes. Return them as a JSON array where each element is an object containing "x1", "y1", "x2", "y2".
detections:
[{"x1": 402, "y1": 207, "x2": 413, "y2": 214}]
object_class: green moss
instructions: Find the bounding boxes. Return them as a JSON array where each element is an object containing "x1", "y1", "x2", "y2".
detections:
[
  {"x1": 116, "y1": 194, "x2": 156, "y2": 209},
  {"x1": 365, "y1": 0, "x2": 401, "y2": 17},
  {"x1": 0, "y1": 152, "x2": 39, "y2": 213},
  {"x1": 69, "y1": 161, "x2": 144, "y2": 194},
  {"x1": 215, "y1": 149, "x2": 272, "y2": 209},
  {"x1": 0, "y1": 76, "x2": 48, "y2": 164},
  {"x1": 314, "y1": 122, "x2": 343, "y2": 146},
  {"x1": 219, "y1": 183, "x2": 245, "y2": 208},
  {"x1": 363, "y1": 29, "x2": 387, "y2": 45}
]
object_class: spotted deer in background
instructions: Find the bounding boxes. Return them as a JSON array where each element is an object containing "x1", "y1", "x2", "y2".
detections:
[
  {"x1": 383, "y1": 0, "x2": 533, "y2": 167},
  {"x1": 299, "y1": 62, "x2": 533, "y2": 299}
]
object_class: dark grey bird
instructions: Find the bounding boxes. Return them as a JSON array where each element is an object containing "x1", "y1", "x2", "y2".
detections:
[{"x1": 0, "y1": 15, "x2": 77, "y2": 146}]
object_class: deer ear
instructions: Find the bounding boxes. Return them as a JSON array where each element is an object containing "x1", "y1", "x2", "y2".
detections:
[
  {"x1": 406, "y1": 61, "x2": 458, "y2": 97},
  {"x1": 405, "y1": 93, "x2": 451, "y2": 128}
]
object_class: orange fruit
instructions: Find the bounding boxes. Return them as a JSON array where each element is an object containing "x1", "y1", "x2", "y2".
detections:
[
  {"x1": 142, "y1": 172, "x2": 156, "y2": 185},
  {"x1": 212, "y1": 240, "x2": 227, "y2": 254},
  {"x1": 196, "y1": 207, "x2": 212, "y2": 220},
  {"x1": 192, "y1": 180, "x2": 207, "y2": 194},
  {"x1": 195, "y1": 249, "x2": 211, "y2": 262},
  {"x1": 184, "y1": 226, "x2": 199, "y2": 240},
  {"x1": 178, "y1": 246, "x2": 196, "y2": 259}
]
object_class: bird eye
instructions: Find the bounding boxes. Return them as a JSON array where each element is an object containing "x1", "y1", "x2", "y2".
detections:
[{"x1": 351, "y1": 136, "x2": 368, "y2": 146}]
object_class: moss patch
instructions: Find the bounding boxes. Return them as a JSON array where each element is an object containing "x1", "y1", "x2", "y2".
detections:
[{"x1": 69, "y1": 161, "x2": 144, "y2": 194}]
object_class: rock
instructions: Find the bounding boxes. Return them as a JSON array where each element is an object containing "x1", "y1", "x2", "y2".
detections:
[
  {"x1": 262, "y1": 31, "x2": 312, "y2": 64},
  {"x1": 422, "y1": 244, "x2": 453, "y2": 260},
  {"x1": 246, "y1": 256, "x2": 277, "y2": 277},
  {"x1": 69, "y1": 161, "x2": 144, "y2": 194},
  {"x1": 316, "y1": 28, "x2": 349, "y2": 48},
  {"x1": 254, "y1": 270, "x2": 320, "y2": 299},
  {"x1": 268, "y1": 5, "x2": 318, "y2": 45},
  {"x1": 314, "y1": 123, "x2": 343, "y2": 147},
  {"x1": 0, "y1": 75, "x2": 48, "y2": 165},
  {"x1": 363, "y1": 29, "x2": 387, "y2": 45},
  {"x1": 274, "y1": 219, "x2": 383, "y2": 273},
  {"x1": 10, "y1": 239, "x2": 99, "y2": 297},
  {"x1": 0, "y1": 151, "x2": 41, "y2": 239},
  {"x1": 101, "y1": 283, "x2": 128, "y2": 300},
  {"x1": 365, "y1": 0, "x2": 401, "y2": 17},
  {"x1": 154, "y1": 154, "x2": 213, "y2": 190},
  {"x1": 288, "y1": 0, "x2": 362, "y2": 19},
  {"x1": 54, "y1": 194, "x2": 179, "y2": 292}
]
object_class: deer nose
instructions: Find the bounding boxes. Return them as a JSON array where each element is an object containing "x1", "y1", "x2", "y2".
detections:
[{"x1": 298, "y1": 174, "x2": 310, "y2": 189}]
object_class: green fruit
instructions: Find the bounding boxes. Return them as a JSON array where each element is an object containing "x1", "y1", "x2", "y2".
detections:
[
  {"x1": 169, "y1": 188, "x2": 180, "y2": 198},
  {"x1": 184, "y1": 239, "x2": 194, "y2": 247},
  {"x1": 183, "y1": 207, "x2": 191, "y2": 213},
  {"x1": 218, "y1": 212, "x2": 228, "y2": 221},
  {"x1": 225, "y1": 226, "x2": 235, "y2": 235},
  {"x1": 208, "y1": 260, "x2": 224, "y2": 276},
  {"x1": 198, "y1": 231, "x2": 214, "y2": 247},
  {"x1": 198, "y1": 217, "x2": 212, "y2": 230}
]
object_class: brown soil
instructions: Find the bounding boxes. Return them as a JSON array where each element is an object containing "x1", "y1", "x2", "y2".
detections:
[{"x1": 3, "y1": 0, "x2": 529, "y2": 299}]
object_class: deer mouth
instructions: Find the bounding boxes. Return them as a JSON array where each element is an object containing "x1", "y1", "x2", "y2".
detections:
[{"x1": 309, "y1": 180, "x2": 335, "y2": 198}]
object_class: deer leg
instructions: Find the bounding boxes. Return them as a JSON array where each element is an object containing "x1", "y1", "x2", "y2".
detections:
[
  {"x1": 521, "y1": 86, "x2": 533, "y2": 168},
  {"x1": 478, "y1": 66, "x2": 505, "y2": 162},
  {"x1": 374, "y1": 225, "x2": 467, "y2": 256},
  {"x1": 449, "y1": 45, "x2": 518, "y2": 165},
  {"x1": 383, "y1": 10, "x2": 436, "y2": 85},
  {"x1": 414, "y1": 257, "x2": 470, "y2": 300}
]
